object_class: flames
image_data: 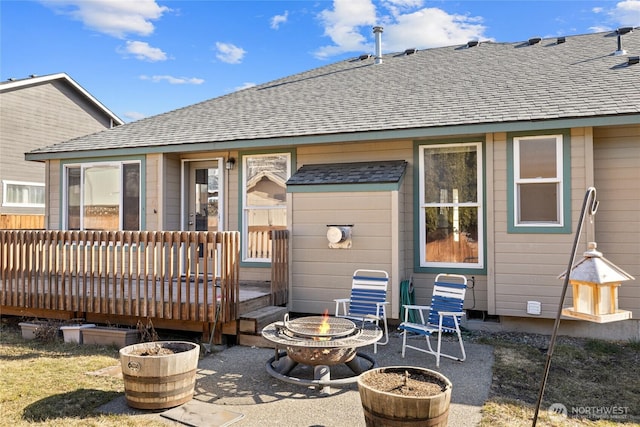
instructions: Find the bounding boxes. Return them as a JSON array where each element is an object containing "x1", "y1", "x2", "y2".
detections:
[{"x1": 316, "y1": 309, "x2": 330, "y2": 339}]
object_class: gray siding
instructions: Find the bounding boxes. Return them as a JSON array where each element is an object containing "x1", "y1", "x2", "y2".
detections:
[
  {"x1": 290, "y1": 191, "x2": 394, "y2": 314},
  {"x1": 0, "y1": 79, "x2": 113, "y2": 215},
  {"x1": 593, "y1": 125, "x2": 640, "y2": 318},
  {"x1": 493, "y1": 129, "x2": 590, "y2": 318}
]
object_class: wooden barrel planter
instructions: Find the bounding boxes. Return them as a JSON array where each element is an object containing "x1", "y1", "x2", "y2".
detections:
[
  {"x1": 119, "y1": 341, "x2": 200, "y2": 410},
  {"x1": 357, "y1": 366, "x2": 452, "y2": 427}
]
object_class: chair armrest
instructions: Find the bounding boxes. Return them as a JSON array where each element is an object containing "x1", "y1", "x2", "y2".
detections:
[
  {"x1": 438, "y1": 311, "x2": 465, "y2": 317},
  {"x1": 403, "y1": 304, "x2": 431, "y2": 310},
  {"x1": 402, "y1": 304, "x2": 431, "y2": 324},
  {"x1": 334, "y1": 298, "x2": 349, "y2": 316}
]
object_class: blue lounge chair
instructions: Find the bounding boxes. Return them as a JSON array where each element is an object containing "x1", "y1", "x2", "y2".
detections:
[
  {"x1": 334, "y1": 269, "x2": 389, "y2": 353},
  {"x1": 398, "y1": 273, "x2": 467, "y2": 367}
]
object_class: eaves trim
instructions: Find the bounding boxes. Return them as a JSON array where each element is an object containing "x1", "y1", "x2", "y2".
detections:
[{"x1": 24, "y1": 113, "x2": 640, "y2": 162}]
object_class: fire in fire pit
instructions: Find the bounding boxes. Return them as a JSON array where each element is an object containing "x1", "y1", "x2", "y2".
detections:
[{"x1": 262, "y1": 313, "x2": 383, "y2": 393}]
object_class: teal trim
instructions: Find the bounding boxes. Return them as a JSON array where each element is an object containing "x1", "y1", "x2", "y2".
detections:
[
  {"x1": 506, "y1": 129, "x2": 572, "y2": 234},
  {"x1": 287, "y1": 182, "x2": 401, "y2": 193},
  {"x1": 25, "y1": 114, "x2": 640, "y2": 162},
  {"x1": 238, "y1": 149, "x2": 296, "y2": 268},
  {"x1": 58, "y1": 156, "x2": 146, "y2": 230},
  {"x1": 241, "y1": 261, "x2": 271, "y2": 269},
  {"x1": 419, "y1": 267, "x2": 488, "y2": 275},
  {"x1": 412, "y1": 138, "x2": 487, "y2": 275}
]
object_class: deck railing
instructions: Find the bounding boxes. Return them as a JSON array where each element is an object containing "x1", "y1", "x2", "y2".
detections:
[
  {"x1": 270, "y1": 229, "x2": 289, "y2": 306},
  {"x1": 0, "y1": 230, "x2": 240, "y2": 324}
]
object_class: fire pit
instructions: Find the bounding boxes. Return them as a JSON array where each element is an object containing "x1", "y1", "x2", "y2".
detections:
[{"x1": 261, "y1": 313, "x2": 383, "y2": 393}]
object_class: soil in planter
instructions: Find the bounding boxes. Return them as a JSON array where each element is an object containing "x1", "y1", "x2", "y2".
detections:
[
  {"x1": 360, "y1": 368, "x2": 447, "y2": 397},
  {"x1": 129, "y1": 343, "x2": 191, "y2": 356}
]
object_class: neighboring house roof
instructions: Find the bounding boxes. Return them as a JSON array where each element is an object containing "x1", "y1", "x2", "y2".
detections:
[
  {"x1": 287, "y1": 160, "x2": 408, "y2": 185},
  {"x1": 25, "y1": 30, "x2": 640, "y2": 160},
  {"x1": 1, "y1": 72, "x2": 124, "y2": 126}
]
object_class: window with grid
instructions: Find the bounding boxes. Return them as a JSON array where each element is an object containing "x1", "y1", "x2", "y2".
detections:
[
  {"x1": 418, "y1": 142, "x2": 483, "y2": 269},
  {"x1": 513, "y1": 135, "x2": 563, "y2": 226}
]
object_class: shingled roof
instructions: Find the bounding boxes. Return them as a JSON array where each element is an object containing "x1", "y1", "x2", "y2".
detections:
[
  {"x1": 286, "y1": 160, "x2": 408, "y2": 186},
  {"x1": 26, "y1": 30, "x2": 640, "y2": 159}
]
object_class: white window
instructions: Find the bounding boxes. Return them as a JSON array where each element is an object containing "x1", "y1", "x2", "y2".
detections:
[
  {"x1": 242, "y1": 153, "x2": 290, "y2": 262},
  {"x1": 418, "y1": 143, "x2": 483, "y2": 268},
  {"x1": 64, "y1": 162, "x2": 140, "y2": 230},
  {"x1": 513, "y1": 135, "x2": 563, "y2": 226},
  {"x1": 2, "y1": 180, "x2": 45, "y2": 207}
]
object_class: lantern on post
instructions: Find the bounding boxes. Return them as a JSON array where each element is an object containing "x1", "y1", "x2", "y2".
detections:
[{"x1": 560, "y1": 241, "x2": 634, "y2": 323}]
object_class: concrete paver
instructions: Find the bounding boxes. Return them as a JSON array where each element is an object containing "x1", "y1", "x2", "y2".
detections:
[{"x1": 99, "y1": 333, "x2": 494, "y2": 426}]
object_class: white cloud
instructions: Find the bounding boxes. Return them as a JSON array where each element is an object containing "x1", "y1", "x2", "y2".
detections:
[
  {"x1": 119, "y1": 41, "x2": 167, "y2": 61},
  {"x1": 235, "y1": 82, "x2": 256, "y2": 91},
  {"x1": 215, "y1": 42, "x2": 246, "y2": 64},
  {"x1": 123, "y1": 111, "x2": 147, "y2": 122},
  {"x1": 139, "y1": 75, "x2": 204, "y2": 85},
  {"x1": 384, "y1": 8, "x2": 487, "y2": 51},
  {"x1": 42, "y1": 0, "x2": 170, "y2": 38},
  {"x1": 381, "y1": 0, "x2": 424, "y2": 17},
  {"x1": 314, "y1": 0, "x2": 487, "y2": 58},
  {"x1": 610, "y1": 0, "x2": 640, "y2": 27},
  {"x1": 315, "y1": 0, "x2": 377, "y2": 58},
  {"x1": 271, "y1": 11, "x2": 289, "y2": 29}
]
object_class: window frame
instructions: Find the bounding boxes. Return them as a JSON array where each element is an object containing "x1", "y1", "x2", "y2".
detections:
[
  {"x1": 62, "y1": 160, "x2": 143, "y2": 231},
  {"x1": 2, "y1": 180, "x2": 45, "y2": 207},
  {"x1": 240, "y1": 151, "x2": 292, "y2": 265},
  {"x1": 416, "y1": 141, "x2": 484, "y2": 272},
  {"x1": 507, "y1": 131, "x2": 572, "y2": 234}
]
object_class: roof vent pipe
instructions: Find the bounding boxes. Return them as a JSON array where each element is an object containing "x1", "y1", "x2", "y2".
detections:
[
  {"x1": 615, "y1": 27, "x2": 633, "y2": 56},
  {"x1": 373, "y1": 26, "x2": 383, "y2": 64}
]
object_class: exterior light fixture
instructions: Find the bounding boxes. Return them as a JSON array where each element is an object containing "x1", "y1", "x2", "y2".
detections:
[
  {"x1": 560, "y1": 241, "x2": 634, "y2": 323},
  {"x1": 225, "y1": 157, "x2": 236, "y2": 170}
]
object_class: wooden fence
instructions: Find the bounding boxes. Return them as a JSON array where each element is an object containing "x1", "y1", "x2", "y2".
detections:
[
  {"x1": 0, "y1": 230, "x2": 240, "y2": 325},
  {"x1": 0, "y1": 214, "x2": 44, "y2": 230}
]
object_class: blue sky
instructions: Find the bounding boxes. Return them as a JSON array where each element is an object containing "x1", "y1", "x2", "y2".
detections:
[{"x1": 2, "y1": 0, "x2": 639, "y2": 122}]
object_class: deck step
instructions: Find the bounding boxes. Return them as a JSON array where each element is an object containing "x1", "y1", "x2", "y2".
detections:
[{"x1": 239, "y1": 305, "x2": 288, "y2": 334}]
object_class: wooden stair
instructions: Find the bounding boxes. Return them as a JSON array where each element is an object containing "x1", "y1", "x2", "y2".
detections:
[{"x1": 237, "y1": 305, "x2": 287, "y2": 348}]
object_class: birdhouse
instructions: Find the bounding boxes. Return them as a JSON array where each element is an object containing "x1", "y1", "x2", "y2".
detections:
[{"x1": 560, "y1": 242, "x2": 635, "y2": 323}]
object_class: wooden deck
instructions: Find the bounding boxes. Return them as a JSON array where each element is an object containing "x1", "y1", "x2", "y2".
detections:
[{"x1": 0, "y1": 230, "x2": 289, "y2": 341}]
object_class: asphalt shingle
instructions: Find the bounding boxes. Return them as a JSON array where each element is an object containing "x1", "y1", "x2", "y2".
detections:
[
  {"x1": 286, "y1": 160, "x2": 408, "y2": 186},
  {"x1": 26, "y1": 30, "x2": 640, "y2": 158}
]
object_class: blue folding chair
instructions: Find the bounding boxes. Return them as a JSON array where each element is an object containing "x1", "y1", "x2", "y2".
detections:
[
  {"x1": 398, "y1": 274, "x2": 467, "y2": 367},
  {"x1": 334, "y1": 269, "x2": 389, "y2": 353}
]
